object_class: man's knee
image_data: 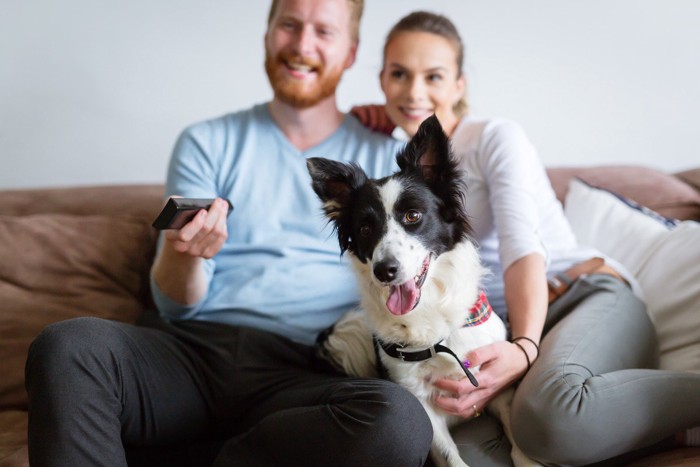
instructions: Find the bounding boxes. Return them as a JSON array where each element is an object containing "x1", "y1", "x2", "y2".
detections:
[
  {"x1": 26, "y1": 317, "x2": 125, "y2": 387},
  {"x1": 337, "y1": 379, "x2": 433, "y2": 465}
]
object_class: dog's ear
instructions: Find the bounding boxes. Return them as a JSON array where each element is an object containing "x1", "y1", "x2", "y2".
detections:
[
  {"x1": 307, "y1": 157, "x2": 367, "y2": 216},
  {"x1": 395, "y1": 116, "x2": 472, "y2": 240},
  {"x1": 306, "y1": 157, "x2": 367, "y2": 254},
  {"x1": 395, "y1": 114, "x2": 451, "y2": 182}
]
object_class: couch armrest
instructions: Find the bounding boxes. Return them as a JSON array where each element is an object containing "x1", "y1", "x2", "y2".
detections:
[{"x1": 547, "y1": 166, "x2": 700, "y2": 221}]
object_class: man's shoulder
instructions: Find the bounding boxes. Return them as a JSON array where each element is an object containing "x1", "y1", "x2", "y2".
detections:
[
  {"x1": 341, "y1": 114, "x2": 404, "y2": 153},
  {"x1": 332, "y1": 115, "x2": 403, "y2": 177},
  {"x1": 181, "y1": 103, "x2": 269, "y2": 138}
]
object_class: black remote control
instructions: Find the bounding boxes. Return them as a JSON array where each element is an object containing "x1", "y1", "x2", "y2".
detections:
[{"x1": 152, "y1": 198, "x2": 234, "y2": 230}]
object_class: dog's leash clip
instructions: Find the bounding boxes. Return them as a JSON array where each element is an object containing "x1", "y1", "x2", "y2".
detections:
[{"x1": 434, "y1": 343, "x2": 479, "y2": 387}]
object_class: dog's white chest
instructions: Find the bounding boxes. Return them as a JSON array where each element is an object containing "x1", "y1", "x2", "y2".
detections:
[{"x1": 381, "y1": 316, "x2": 506, "y2": 406}]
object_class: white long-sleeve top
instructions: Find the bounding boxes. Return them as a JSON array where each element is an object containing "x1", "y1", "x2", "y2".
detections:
[{"x1": 449, "y1": 116, "x2": 638, "y2": 318}]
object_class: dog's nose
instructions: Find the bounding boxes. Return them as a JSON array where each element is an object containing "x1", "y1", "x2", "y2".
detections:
[{"x1": 374, "y1": 259, "x2": 399, "y2": 283}]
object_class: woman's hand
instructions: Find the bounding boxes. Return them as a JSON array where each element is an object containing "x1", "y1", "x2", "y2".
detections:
[
  {"x1": 350, "y1": 104, "x2": 395, "y2": 136},
  {"x1": 432, "y1": 340, "x2": 533, "y2": 419}
]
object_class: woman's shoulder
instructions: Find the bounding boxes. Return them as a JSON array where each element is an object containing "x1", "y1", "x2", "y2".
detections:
[
  {"x1": 456, "y1": 116, "x2": 527, "y2": 141},
  {"x1": 452, "y1": 116, "x2": 538, "y2": 174},
  {"x1": 455, "y1": 117, "x2": 533, "y2": 160}
]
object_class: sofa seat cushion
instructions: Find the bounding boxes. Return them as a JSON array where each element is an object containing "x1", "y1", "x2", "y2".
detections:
[
  {"x1": 0, "y1": 411, "x2": 27, "y2": 467},
  {"x1": 0, "y1": 214, "x2": 155, "y2": 410}
]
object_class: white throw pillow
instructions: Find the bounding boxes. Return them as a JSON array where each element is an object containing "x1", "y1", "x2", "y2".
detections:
[{"x1": 564, "y1": 178, "x2": 700, "y2": 372}]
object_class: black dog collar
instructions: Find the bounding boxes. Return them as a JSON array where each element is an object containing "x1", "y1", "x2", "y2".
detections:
[{"x1": 375, "y1": 338, "x2": 479, "y2": 387}]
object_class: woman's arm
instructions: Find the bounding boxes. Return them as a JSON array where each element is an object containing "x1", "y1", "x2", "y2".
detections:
[
  {"x1": 433, "y1": 120, "x2": 549, "y2": 418},
  {"x1": 504, "y1": 252, "x2": 547, "y2": 358},
  {"x1": 432, "y1": 253, "x2": 545, "y2": 418}
]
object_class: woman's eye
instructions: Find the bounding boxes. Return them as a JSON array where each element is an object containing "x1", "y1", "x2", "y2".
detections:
[
  {"x1": 360, "y1": 225, "x2": 371, "y2": 237},
  {"x1": 390, "y1": 70, "x2": 406, "y2": 80},
  {"x1": 404, "y1": 210, "x2": 422, "y2": 224}
]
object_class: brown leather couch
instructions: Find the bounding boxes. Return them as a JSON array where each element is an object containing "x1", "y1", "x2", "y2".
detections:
[{"x1": 1, "y1": 167, "x2": 699, "y2": 466}]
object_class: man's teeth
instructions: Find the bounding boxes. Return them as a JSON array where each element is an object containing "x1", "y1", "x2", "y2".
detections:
[{"x1": 288, "y1": 63, "x2": 312, "y2": 72}]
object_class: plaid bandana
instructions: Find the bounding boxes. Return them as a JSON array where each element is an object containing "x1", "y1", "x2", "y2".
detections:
[{"x1": 464, "y1": 290, "x2": 492, "y2": 327}]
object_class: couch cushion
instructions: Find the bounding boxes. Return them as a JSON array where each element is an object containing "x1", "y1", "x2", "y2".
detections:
[
  {"x1": 676, "y1": 168, "x2": 700, "y2": 193},
  {"x1": 0, "y1": 410, "x2": 28, "y2": 467},
  {"x1": 564, "y1": 179, "x2": 700, "y2": 373},
  {"x1": 0, "y1": 185, "x2": 164, "y2": 222},
  {"x1": 0, "y1": 214, "x2": 156, "y2": 410},
  {"x1": 547, "y1": 166, "x2": 700, "y2": 221}
]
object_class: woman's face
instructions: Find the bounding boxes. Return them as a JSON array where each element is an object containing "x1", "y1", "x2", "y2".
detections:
[{"x1": 380, "y1": 31, "x2": 465, "y2": 137}]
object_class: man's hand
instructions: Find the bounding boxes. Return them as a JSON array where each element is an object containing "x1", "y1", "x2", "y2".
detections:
[
  {"x1": 163, "y1": 197, "x2": 230, "y2": 259},
  {"x1": 151, "y1": 197, "x2": 230, "y2": 305},
  {"x1": 432, "y1": 340, "x2": 531, "y2": 419}
]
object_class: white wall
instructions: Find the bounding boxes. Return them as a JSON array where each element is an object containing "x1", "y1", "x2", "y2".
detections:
[{"x1": 2, "y1": 0, "x2": 699, "y2": 189}]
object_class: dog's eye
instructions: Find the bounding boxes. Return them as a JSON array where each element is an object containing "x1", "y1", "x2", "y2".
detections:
[
  {"x1": 404, "y1": 210, "x2": 422, "y2": 224},
  {"x1": 360, "y1": 225, "x2": 371, "y2": 237}
]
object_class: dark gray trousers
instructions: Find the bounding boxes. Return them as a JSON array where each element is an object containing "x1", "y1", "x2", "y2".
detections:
[
  {"x1": 452, "y1": 274, "x2": 700, "y2": 466},
  {"x1": 25, "y1": 316, "x2": 433, "y2": 467}
]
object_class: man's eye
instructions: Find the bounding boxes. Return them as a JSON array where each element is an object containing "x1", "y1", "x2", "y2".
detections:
[
  {"x1": 317, "y1": 27, "x2": 333, "y2": 38},
  {"x1": 360, "y1": 225, "x2": 371, "y2": 237},
  {"x1": 404, "y1": 210, "x2": 422, "y2": 224}
]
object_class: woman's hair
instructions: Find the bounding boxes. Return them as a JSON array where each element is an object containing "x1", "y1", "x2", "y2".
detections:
[{"x1": 383, "y1": 11, "x2": 468, "y2": 116}]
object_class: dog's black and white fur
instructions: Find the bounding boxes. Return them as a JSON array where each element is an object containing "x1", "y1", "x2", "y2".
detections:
[{"x1": 307, "y1": 116, "x2": 534, "y2": 467}]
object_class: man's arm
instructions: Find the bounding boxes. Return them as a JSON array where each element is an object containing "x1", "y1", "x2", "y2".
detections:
[
  {"x1": 151, "y1": 122, "x2": 228, "y2": 311},
  {"x1": 151, "y1": 198, "x2": 229, "y2": 305}
]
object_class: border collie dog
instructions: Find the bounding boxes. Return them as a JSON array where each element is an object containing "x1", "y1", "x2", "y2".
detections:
[{"x1": 307, "y1": 116, "x2": 530, "y2": 467}]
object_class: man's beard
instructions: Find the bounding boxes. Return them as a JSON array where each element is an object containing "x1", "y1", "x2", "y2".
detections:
[{"x1": 265, "y1": 50, "x2": 344, "y2": 108}]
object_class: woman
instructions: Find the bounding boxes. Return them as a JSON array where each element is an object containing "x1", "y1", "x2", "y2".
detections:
[{"x1": 353, "y1": 11, "x2": 700, "y2": 466}]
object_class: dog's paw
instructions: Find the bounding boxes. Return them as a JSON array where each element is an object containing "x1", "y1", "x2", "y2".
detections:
[{"x1": 322, "y1": 310, "x2": 378, "y2": 377}]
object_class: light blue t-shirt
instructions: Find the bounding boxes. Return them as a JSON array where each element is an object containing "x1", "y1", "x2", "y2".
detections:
[{"x1": 151, "y1": 103, "x2": 403, "y2": 345}]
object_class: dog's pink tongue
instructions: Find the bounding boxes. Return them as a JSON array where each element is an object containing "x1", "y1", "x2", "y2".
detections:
[{"x1": 386, "y1": 280, "x2": 419, "y2": 316}]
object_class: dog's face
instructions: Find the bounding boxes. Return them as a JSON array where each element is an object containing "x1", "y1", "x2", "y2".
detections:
[{"x1": 307, "y1": 115, "x2": 471, "y2": 316}]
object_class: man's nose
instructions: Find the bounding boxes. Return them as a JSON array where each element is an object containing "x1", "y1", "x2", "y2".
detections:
[{"x1": 292, "y1": 24, "x2": 315, "y2": 56}]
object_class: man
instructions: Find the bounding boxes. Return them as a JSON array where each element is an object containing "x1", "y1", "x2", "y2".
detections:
[{"x1": 25, "y1": 0, "x2": 433, "y2": 465}]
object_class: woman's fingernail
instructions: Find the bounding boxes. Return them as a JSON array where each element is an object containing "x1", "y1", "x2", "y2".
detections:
[{"x1": 463, "y1": 360, "x2": 471, "y2": 368}]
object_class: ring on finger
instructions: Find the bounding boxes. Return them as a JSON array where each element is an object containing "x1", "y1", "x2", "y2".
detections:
[{"x1": 472, "y1": 404, "x2": 481, "y2": 418}]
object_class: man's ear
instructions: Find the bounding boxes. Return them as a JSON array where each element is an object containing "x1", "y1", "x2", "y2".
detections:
[{"x1": 344, "y1": 41, "x2": 358, "y2": 69}]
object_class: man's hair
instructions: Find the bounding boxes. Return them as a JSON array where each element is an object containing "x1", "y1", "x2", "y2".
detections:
[
  {"x1": 267, "y1": 0, "x2": 364, "y2": 43},
  {"x1": 384, "y1": 11, "x2": 468, "y2": 116}
]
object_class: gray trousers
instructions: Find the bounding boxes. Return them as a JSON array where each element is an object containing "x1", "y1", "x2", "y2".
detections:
[{"x1": 452, "y1": 274, "x2": 700, "y2": 466}]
